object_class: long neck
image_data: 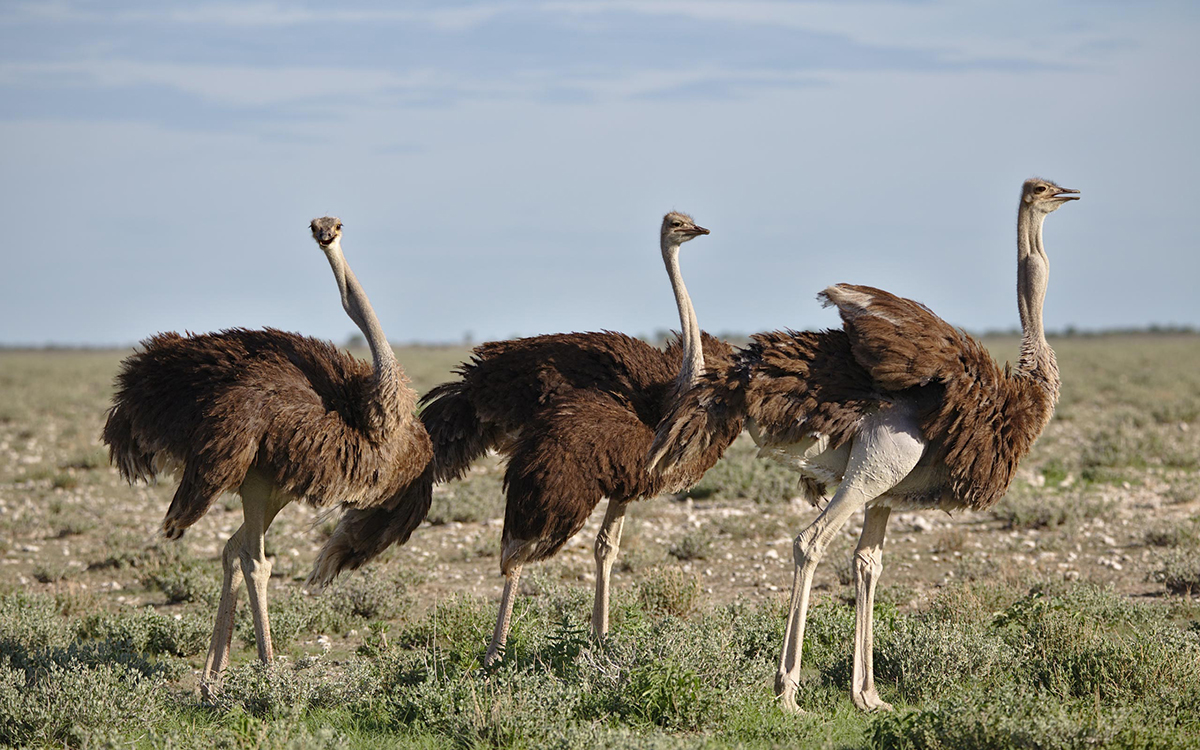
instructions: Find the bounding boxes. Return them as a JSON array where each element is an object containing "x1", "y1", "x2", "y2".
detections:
[
  {"x1": 326, "y1": 242, "x2": 404, "y2": 423},
  {"x1": 1015, "y1": 206, "x2": 1060, "y2": 395},
  {"x1": 662, "y1": 239, "x2": 704, "y2": 392}
]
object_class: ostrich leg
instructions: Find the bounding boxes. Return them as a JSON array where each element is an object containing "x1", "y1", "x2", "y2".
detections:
[
  {"x1": 592, "y1": 498, "x2": 629, "y2": 639},
  {"x1": 238, "y1": 471, "x2": 288, "y2": 665},
  {"x1": 851, "y1": 504, "x2": 892, "y2": 712},
  {"x1": 201, "y1": 526, "x2": 246, "y2": 698},
  {"x1": 485, "y1": 564, "x2": 523, "y2": 666},
  {"x1": 775, "y1": 410, "x2": 923, "y2": 713},
  {"x1": 200, "y1": 471, "x2": 288, "y2": 697}
]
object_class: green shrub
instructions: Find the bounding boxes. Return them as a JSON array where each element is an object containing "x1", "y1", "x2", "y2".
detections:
[
  {"x1": 324, "y1": 566, "x2": 420, "y2": 624},
  {"x1": 32, "y1": 562, "x2": 73, "y2": 584},
  {"x1": 685, "y1": 438, "x2": 801, "y2": 504},
  {"x1": 426, "y1": 475, "x2": 504, "y2": 525},
  {"x1": 667, "y1": 529, "x2": 714, "y2": 561},
  {"x1": 0, "y1": 592, "x2": 73, "y2": 656},
  {"x1": 0, "y1": 661, "x2": 168, "y2": 748},
  {"x1": 79, "y1": 606, "x2": 209, "y2": 657},
  {"x1": 870, "y1": 684, "x2": 1195, "y2": 750},
  {"x1": 144, "y1": 561, "x2": 220, "y2": 605},
  {"x1": 990, "y1": 487, "x2": 1112, "y2": 530},
  {"x1": 636, "y1": 568, "x2": 701, "y2": 619},
  {"x1": 1143, "y1": 521, "x2": 1200, "y2": 548},
  {"x1": 997, "y1": 587, "x2": 1200, "y2": 703},
  {"x1": 873, "y1": 618, "x2": 1012, "y2": 702},
  {"x1": 616, "y1": 658, "x2": 712, "y2": 729},
  {"x1": 209, "y1": 660, "x2": 329, "y2": 719},
  {"x1": 396, "y1": 595, "x2": 495, "y2": 669},
  {"x1": 1149, "y1": 547, "x2": 1200, "y2": 595},
  {"x1": 798, "y1": 599, "x2": 855, "y2": 677}
]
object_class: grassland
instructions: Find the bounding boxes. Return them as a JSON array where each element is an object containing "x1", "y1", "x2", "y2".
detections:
[{"x1": 1, "y1": 334, "x2": 1199, "y2": 748}]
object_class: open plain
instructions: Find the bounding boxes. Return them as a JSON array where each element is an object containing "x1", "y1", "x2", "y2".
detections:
[{"x1": 1, "y1": 334, "x2": 1199, "y2": 748}]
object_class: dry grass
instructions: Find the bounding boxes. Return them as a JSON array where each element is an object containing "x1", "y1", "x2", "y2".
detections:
[{"x1": 0, "y1": 333, "x2": 1198, "y2": 747}]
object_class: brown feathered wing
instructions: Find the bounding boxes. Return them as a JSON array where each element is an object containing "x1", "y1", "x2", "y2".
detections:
[{"x1": 820, "y1": 283, "x2": 1055, "y2": 510}]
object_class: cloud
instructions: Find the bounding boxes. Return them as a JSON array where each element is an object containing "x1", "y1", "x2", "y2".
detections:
[
  {"x1": 1, "y1": 1, "x2": 515, "y2": 30},
  {"x1": 0, "y1": 0, "x2": 1074, "y2": 134}
]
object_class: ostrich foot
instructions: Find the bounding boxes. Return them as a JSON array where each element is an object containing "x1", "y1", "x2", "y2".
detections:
[
  {"x1": 483, "y1": 645, "x2": 505, "y2": 668},
  {"x1": 199, "y1": 676, "x2": 222, "y2": 704},
  {"x1": 774, "y1": 674, "x2": 806, "y2": 715},
  {"x1": 852, "y1": 688, "x2": 893, "y2": 712}
]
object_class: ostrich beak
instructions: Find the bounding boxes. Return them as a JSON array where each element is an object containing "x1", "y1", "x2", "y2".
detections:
[
  {"x1": 1053, "y1": 188, "x2": 1080, "y2": 201},
  {"x1": 686, "y1": 225, "x2": 711, "y2": 236}
]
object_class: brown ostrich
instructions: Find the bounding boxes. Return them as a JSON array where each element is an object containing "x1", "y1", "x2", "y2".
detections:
[
  {"x1": 102, "y1": 217, "x2": 431, "y2": 692},
  {"x1": 649, "y1": 178, "x2": 1078, "y2": 712},
  {"x1": 309, "y1": 212, "x2": 742, "y2": 665}
]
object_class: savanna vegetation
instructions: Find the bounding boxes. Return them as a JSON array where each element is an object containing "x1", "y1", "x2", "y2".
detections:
[{"x1": 1, "y1": 334, "x2": 1198, "y2": 748}]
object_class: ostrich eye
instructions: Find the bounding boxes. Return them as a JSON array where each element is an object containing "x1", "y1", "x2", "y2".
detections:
[
  {"x1": 336, "y1": 223, "x2": 343, "y2": 230},
  {"x1": 1033, "y1": 186, "x2": 1046, "y2": 193},
  {"x1": 672, "y1": 221, "x2": 681, "y2": 227}
]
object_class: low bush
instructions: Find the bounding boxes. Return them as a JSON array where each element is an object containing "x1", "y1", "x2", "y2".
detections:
[
  {"x1": 990, "y1": 487, "x2": 1112, "y2": 530},
  {"x1": 0, "y1": 659, "x2": 169, "y2": 747},
  {"x1": 1149, "y1": 547, "x2": 1200, "y2": 595},
  {"x1": 636, "y1": 568, "x2": 701, "y2": 619},
  {"x1": 79, "y1": 606, "x2": 209, "y2": 657},
  {"x1": 870, "y1": 684, "x2": 1198, "y2": 750}
]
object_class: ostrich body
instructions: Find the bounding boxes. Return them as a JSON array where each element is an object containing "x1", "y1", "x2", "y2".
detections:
[
  {"x1": 102, "y1": 217, "x2": 431, "y2": 690},
  {"x1": 310, "y1": 212, "x2": 741, "y2": 664},
  {"x1": 649, "y1": 179, "x2": 1078, "y2": 712}
]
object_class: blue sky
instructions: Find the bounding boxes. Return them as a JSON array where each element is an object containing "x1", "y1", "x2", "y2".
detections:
[{"x1": 1, "y1": 1, "x2": 1197, "y2": 346}]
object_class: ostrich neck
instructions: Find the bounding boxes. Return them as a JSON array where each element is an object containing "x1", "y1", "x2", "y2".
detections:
[
  {"x1": 662, "y1": 241, "x2": 704, "y2": 392},
  {"x1": 327, "y1": 244, "x2": 403, "y2": 420},
  {"x1": 1015, "y1": 208, "x2": 1059, "y2": 394}
]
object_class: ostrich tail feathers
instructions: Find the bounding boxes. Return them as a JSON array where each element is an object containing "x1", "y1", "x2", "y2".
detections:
[
  {"x1": 647, "y1": 393, "x2": 700, "y2": 474},
  {"x1": 309, "y1": 379, "x2": 495, "y2": 589},
  {"x1": 307, "y1": 466, "x2": 434, "y2": 588},
  {"x1": 101, "y1": 405, "x2": 158, "y2": 484},
  {"x1": 648, "y1": 374, "x2": 743, "y2": 476}
]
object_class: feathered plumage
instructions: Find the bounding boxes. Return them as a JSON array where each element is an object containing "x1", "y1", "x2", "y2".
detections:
[
  {"x1": 649, "y1": 178, "x2": 1077, "y2": 714},
  {"x1": 104, "y1": 327, "x2": 430, "y2": 538},
  {"x1": 312, "y1": 330, "x2": 740, "y2": 579},
  {"x1": 652, "y1": 284, "x2": 1058, "y2": 512},
  {"x1": 102, "y1": 217, "x2": 431, "y2": 691},
  {"x1": 311, "y1": 212, "x2": 738, "y2": 665}
]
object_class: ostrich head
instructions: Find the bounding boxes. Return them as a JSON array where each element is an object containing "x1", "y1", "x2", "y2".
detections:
[
  {"x1": 1022, "y1": 179, "x2": 1079, "y2": 215},
  {"x1": 310, "y1": 216, "x2": 344, "y2": 250},
  {"x1": 661, "y1": 211, "x2": 710, "y2": 248}
]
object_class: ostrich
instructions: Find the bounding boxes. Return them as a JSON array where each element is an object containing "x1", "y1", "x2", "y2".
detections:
[
  {"x1": 649, "y1": 178, "x2": 1078, "y2": 712},
  {"x1": 102, "y1": 217, "x2": 432, "y2": 692},
  {"x1": 309, "y1": 212, "x2": 742, "y2": 665}
]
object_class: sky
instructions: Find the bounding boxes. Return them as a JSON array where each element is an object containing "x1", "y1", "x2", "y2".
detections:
[{"x1": 1, "y1": 0, "x2": 1197, "y2": 347}]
